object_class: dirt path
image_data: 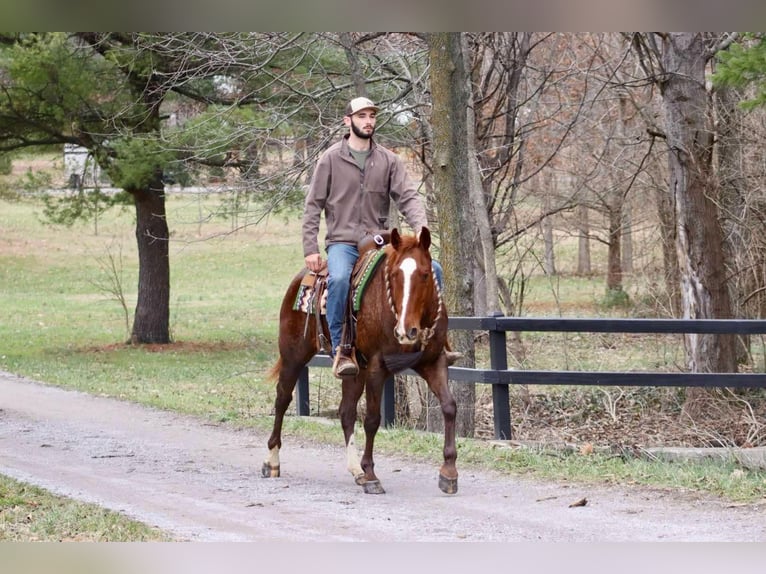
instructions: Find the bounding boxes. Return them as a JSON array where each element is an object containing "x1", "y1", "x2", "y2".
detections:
[{"x1": 1, "y1": 370, "x2": 765, "y2": 542}]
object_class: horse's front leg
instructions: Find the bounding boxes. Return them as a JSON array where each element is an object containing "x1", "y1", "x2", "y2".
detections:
[
  {"x1": 339, "y1": 369, "x2": 386, "y2": 494},
  {"x1": 358, "y1": 368, "x2": 386, "y2": 494},
  {"x1": 417, "y1": 356, "x2": 458, "y2": 494},
  {"x1": 338, "y1": 374, "x2": 368, "y2": 487}
]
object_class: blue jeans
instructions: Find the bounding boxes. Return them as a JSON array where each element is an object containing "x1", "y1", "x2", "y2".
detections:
[
  {"x1": 326, "y1": 243, "x2": 358, "y2": 354},
  {"x1": 326, "y1": 243, "x2": 444, "y2": 355}
]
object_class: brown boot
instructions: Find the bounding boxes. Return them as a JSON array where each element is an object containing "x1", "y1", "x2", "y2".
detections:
[
  {"x1": 333, "y1": 346, "x2": 359, "y2": 378},
  {"x1": 444, "y1": 350, "x2": 463, "y2": 366}
]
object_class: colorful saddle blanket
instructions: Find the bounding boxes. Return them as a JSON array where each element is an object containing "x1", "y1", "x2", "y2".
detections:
[{"x1": 293, "y1": 272, "x2": 328, "y2": 315}]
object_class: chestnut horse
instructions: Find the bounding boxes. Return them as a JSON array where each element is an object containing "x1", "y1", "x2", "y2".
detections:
[{"x1": 262, "y1": 227, "x2": 458, "y2": 494}]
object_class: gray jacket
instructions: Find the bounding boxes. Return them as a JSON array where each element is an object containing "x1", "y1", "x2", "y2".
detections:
[{"x1": 302, "y1": 135, "x2": 427, "y2": 256}]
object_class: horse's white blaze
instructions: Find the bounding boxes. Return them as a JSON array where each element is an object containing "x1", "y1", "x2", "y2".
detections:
[
  {"x1": 346, "y1": 431, "x2": 363, "y2": 478},
  {"x1": 396, "y1": 257, "x2": 417, "y2": 340}
]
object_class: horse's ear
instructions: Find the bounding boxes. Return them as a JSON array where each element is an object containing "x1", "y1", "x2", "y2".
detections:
[
  {"x1": 391, "y1": 228, "x2": 401, "y2": 249},
  {"x1": 418, "y1": 226, "x2": 431, "y2": 251}
]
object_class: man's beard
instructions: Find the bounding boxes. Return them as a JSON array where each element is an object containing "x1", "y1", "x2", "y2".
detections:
[{"x1": 351, "y1": 120, "x2": 374, "y2": 139}]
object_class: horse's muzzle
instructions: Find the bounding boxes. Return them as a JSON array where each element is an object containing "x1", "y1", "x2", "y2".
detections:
[{"x1": 394, "y1": 326, "x2": 420, "y2": 345}]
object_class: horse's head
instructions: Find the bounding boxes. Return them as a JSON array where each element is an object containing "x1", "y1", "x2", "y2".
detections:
[{"x1": 386, "y1": 227, "x2": 440, "y2": 346}]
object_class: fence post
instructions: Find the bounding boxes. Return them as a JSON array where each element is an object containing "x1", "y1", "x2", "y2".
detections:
[
  {"x1": 382, "y1": 376, "x2": 395, "y2": 427},
  {"x1": 489, "y1": 312, "x2": 511, "y2": 439},
  {"x1": 296, "y1": 366, "x2": 310, "y2": 416}
]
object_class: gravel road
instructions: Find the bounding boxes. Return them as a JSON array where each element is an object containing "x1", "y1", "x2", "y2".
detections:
[{"x1": 1, "y1": 370, "x2": 765, "y2": 542}]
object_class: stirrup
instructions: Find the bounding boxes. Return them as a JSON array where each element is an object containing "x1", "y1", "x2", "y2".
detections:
[
  {"x1": 333, "y1": 346, "x2": 359, "y2": 378},
  {"x1": 318, "y1": 333, "x2": 330, "y2": 353},
  {"x1": 334, "y1": 357, "x2": 359, "y2": 377}
]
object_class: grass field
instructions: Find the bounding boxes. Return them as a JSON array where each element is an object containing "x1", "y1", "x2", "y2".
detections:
[
  {"x1": 3, "y1": 183, "x2": 766, "y2": 539},
  {"x1": 0, "y1": 474, "x2": 168, "y2": 541},
  {"x1": 1, "y1": 193, "x2": 299, "y2": 419}
]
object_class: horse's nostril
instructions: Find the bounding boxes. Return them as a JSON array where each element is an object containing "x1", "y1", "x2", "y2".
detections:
[{"x1": 394, "y1": 327, "x2": 418, "y2": 343}]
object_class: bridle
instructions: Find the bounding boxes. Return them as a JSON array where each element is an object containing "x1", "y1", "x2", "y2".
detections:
[{"x1": 384, "y1": 255, "x2": 443, "y2": 346}]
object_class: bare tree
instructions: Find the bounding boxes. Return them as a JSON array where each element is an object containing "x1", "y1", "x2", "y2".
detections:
[
  {"x1": 632, "y1": 33, "x2": 738, "y2": 417},
  {"x1": 554, "y1": 34, "x2": 661, "y2": 302}
]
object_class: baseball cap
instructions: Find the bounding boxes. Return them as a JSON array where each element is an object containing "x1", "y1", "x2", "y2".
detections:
[{"x1": 345, "y1": 97, "x2": 380, "y2": 116}]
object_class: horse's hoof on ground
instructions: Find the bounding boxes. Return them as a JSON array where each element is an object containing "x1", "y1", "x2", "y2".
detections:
[
  {"x1": 261, "y1": 462, "x2": 280, "y2": 478},
  {"x1": 439, "y1": 474, "x2": 458, "y2": 494},
  {"x1": 362, "y1": 480, "x2": 386, "y2": 494}
]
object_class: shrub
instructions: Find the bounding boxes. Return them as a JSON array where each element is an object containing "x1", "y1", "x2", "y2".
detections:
[{"x1": 602, "y1": 287, "x2": 630, "y2": 309}]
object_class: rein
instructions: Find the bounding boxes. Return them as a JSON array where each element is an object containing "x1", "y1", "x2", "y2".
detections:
[{"x1": 384, "y1": 256, "x2": 444, "y2": 347}]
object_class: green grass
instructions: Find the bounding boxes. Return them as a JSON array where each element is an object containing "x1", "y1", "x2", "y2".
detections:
[
  {"x1": 0, "y1": 474, "x2": 168, "y2": 541},
  {"x1": 3, "y1": 190, "x2": 766, "y2": 541}
]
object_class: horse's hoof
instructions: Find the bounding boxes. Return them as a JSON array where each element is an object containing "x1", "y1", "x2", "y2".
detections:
[
  {"x1": 438, "y1": 474, "x2": 458, "y2": 494},
  {"x1": 362, "y1": 480, "x2": 386, "y2": 494},
  {"x1": 261, "y1": 462, "x2": 280, "y2": 478}
]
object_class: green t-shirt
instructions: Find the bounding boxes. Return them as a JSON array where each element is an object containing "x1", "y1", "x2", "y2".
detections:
[{"x1": 349, "y1": 148, "x2": 370, "y2": 171}]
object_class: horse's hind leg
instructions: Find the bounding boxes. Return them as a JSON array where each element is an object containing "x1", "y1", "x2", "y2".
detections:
[{"x1": 262, "y1": 357, "x2": 306, "y2": 478}]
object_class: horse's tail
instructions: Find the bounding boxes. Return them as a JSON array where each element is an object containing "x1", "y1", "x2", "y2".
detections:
[{"x1": 266, "y1": 356, "x2": 282, "y2": 382}]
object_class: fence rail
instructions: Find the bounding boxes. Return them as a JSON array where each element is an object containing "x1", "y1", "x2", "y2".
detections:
[{"x1": 296, "y1": 316, "x2": 766, "y2": 440}]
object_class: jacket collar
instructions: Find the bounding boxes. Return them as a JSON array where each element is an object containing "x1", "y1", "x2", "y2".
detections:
[{"x1": 342, "y1": 133, "x2": 377, "y2": 155}]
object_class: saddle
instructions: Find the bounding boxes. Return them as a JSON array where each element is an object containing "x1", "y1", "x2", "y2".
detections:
[
  {"x1": 295, "y1": 267, "x2": 331, "y2": 352},
  {"x1": 294, "y1": 230, "x2": 391, "y2": 355}
]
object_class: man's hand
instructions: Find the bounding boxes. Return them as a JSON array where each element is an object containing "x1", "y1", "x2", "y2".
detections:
[{"x1": 305, "y1": 253, "x2": 325, "y2": 273}]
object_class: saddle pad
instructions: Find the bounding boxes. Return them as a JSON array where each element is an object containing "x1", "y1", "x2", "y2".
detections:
[
  {"x1": 293, "y1": 277, "x2": 328, "y2": 315},
  {"x1": 352, "y1": 249, "x2": 387, "y2": 312}
]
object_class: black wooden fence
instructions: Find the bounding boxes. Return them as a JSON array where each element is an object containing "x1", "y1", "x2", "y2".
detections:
[{"x1": 296, "y1": 315, "x2": 766, "y2": 440}]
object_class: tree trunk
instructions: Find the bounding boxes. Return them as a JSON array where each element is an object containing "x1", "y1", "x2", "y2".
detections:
[
  {"x1": 130, "y1": 177, "x2": 171, "y2": 344},
  {"x1": 577, "y1": 203, "x2": 591, "y2": 275},
  {"x1": 655, "y1": 176, "x2": 680, "y2": 315},
  {"x1": 463, "y1": 35, "x2": 501, "y2": 315},
  {"x1": 428, "y1": 32, "x2": 475, "y2": 438},
  {"x1": 621, "y1": 205, "x2": 633, "y2": 274},
  {"x1": 716, "y1": 84, "x2": 752, "y2": 362},
  {"x1": 606, "y1": 92, "x2": 629, "y2": 295},
  {"x1": 542, "y1": 173, "x2": 556, "y2": 276},
  {"x1": 542, "y1": 216, "x2": 556, "y2": 276},
  {"x1": 656, "y1": 33, "x2": 737, "y2": 393},
  {"x1": 606, "y1": 204, "x2": 622, "y2": 292}
]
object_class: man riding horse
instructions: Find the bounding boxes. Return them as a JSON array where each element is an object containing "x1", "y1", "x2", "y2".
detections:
[{"x1": 302, "y1": 96, "x2": 460, "y2": 377}]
